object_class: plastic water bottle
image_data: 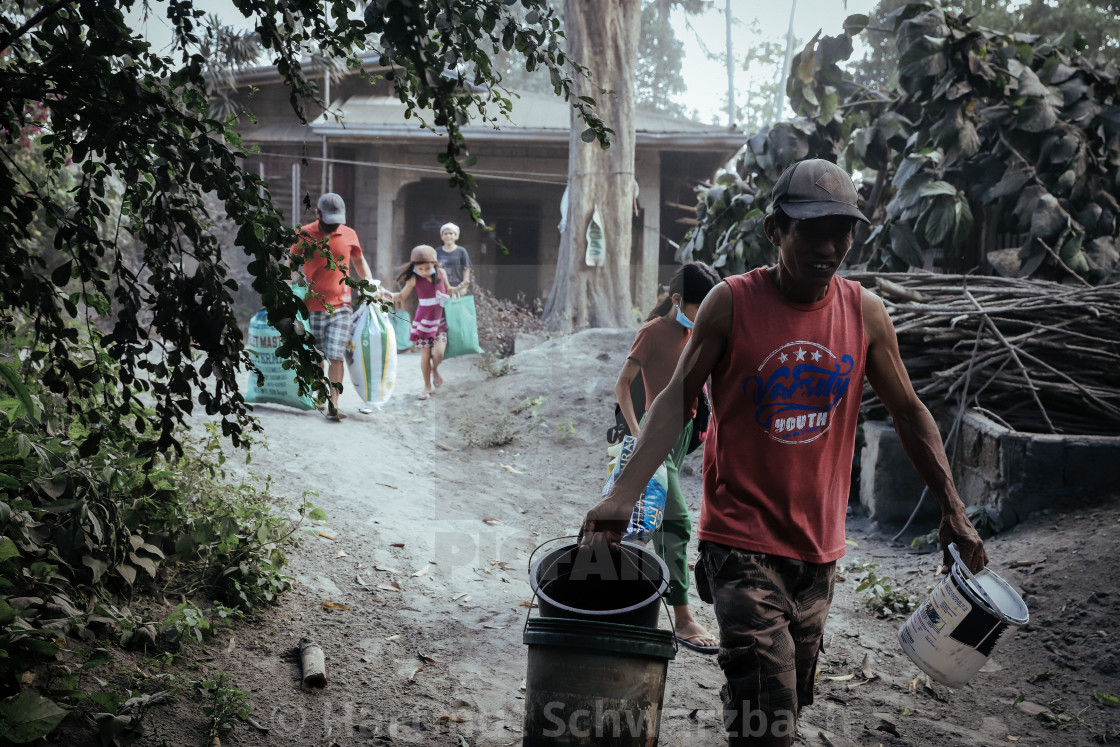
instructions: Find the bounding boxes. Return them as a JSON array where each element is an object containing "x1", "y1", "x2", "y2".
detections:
[
  {"x1": 624, "y1": 463, "x2": 668, "y2": 543},
  {"x1": 600, "y1": 435, "x2": 637, "y2": 500}
]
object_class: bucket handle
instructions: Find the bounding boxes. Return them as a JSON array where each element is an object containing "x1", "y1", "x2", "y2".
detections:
[
  {"x1": 526, "y1": 535, "x2": 580, "y2": 577},
  {"x1": 662, "y1": 593, "x2": 678, "y2": 655},
  {"x1": 948, "y1": 543, "x2": 999, "y2": 612},
  {"x1": 522, "y1": 585, "x2": 679, "y2": 655}
]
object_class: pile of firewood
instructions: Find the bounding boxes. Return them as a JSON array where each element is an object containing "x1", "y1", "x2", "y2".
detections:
[{"x1": 848, "y1": 272, "x2": 1120, "y2": 436}]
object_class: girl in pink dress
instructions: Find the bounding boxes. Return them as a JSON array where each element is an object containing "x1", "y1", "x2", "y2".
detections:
[{"x1": 388, "y1": 245, "x2": 451, "y2": 400}]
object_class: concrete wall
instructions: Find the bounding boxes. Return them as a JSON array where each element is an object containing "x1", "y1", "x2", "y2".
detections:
[
  {"x1": 859, "y1": 421, "x2": 941, "y2": 526},
  {"x1": 860, "y1": 410, "x2": 1120, "y2": 529},
  {"x1": 953, "y1": 409, "x2": 1120, "y2": 528}
]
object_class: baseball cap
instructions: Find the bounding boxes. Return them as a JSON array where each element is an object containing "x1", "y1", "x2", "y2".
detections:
[
  {"x1": 317, "y1": 193, "x2": 346, "y2": 224},
  {"x1": 771, "y1": 159, "x2": 869, "y2": 224}
]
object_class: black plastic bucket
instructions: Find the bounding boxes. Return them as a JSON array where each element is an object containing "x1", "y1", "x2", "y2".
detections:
[
  {"x1": 529, "y1": 541, "x2": 669, "y2": 628},
  {"x1": 522, "y1": 616, "x2": 675, "y2": 746}
]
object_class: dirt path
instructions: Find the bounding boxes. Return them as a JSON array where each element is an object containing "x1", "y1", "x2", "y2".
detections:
[{"x1": 110, "y1": 330, "x2": 1120, "y2": 746}]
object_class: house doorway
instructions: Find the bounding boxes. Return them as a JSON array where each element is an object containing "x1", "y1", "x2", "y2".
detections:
[{"x1": 476, "y1": 204, "x2": 542, "y2": 303}]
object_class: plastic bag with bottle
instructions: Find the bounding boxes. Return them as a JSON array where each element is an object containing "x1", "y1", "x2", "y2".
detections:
[{"x1": 599, "y1": 435, "x2": 669, "y2": 543}]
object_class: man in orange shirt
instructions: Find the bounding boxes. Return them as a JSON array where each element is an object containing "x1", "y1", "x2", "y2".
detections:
[{"x1": 290, "y1": 193, "x2": 372, "y2": 420}]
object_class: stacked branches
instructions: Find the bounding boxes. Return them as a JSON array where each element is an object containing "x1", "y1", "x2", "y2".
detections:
[{"x1": 852, "y1": 272, "x2": 1120, "y2": 436}]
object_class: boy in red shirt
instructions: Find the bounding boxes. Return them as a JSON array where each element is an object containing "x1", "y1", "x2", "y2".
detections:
[{"x1": 616, "y1": 262, "x2": 721, "y2": 654}]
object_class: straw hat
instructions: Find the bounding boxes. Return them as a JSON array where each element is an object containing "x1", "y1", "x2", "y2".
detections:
[{"x1": 410, "y1": 245, "x2": 438, "y2": 263}]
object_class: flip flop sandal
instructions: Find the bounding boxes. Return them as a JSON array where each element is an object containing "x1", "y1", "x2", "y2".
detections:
[
  {"x1": 675, "y1": 633, "x2": 719, "y2": 655},
  {"x1": 417, "y1": 392, "x2": 431, "y2": 401}
]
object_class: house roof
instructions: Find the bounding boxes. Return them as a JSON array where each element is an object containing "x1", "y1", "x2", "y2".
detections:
[{"x1": 242, "y1": 90, "x2": 745, "y2": 151}]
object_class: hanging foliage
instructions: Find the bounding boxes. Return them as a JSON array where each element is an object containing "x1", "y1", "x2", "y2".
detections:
[{"x1": 681, "y1": 2, "x2": 1120, "y2": 286}]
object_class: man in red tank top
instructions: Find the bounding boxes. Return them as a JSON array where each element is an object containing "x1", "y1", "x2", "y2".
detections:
[{"x1": 581, "y1": 159, "x2": 987, "y2": 746}]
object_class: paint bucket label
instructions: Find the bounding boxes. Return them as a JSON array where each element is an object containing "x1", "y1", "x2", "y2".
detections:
[{"x1": 907, "y1": 575, "x2": 972, "y2": 650}]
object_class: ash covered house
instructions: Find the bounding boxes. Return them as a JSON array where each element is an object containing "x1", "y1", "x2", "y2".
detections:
[{"x1": 230, "y1": 55, "x2": 743, "y2": 310}]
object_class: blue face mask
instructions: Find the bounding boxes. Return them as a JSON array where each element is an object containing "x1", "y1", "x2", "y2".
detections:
[
  {"x1": 675, "y1": 304, "x2": 694, "y2": 330},
  {"x1": 414, "y1": 267, "x2": 436, "y2": 277}
]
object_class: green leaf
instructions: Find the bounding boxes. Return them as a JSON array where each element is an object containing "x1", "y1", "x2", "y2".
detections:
[
  {"x1": 922, "y1": 195, "x2": 958, "y2": 247},
  {"x1": 0, "y1": 538, "x2": 19, "y2": 562},
  {"x1": 82, "y1": 556, "x2": 108, "y2": 584},
  {"x1": 115, "y1": 563, "x2": 137, "y2": 586},
  {"x1": 17, "y1": 638, "x2": 60, "y2": 657},
  {"x1": 953, "y1": 197, "x2": 974, "y2": 245},
  {"x1": 0, "y1": 692, "x2": 68, "y2": 743},
  {"x1": 1058, "y1": 234, "x2": 1082, "y2": 263},
  {"x1": 892, "y1": 154, "x2": 929, "y2": 189},
  {"x1": 898, "y1": 35, "x2": 947, "y2": 82},
  {"x1": 308, "y1": 508, "x2": 327, "y2": 522},
  {"x1": 1095, "y1": 691, "x2": 1119, "y2": 707},
  {"x1": 128, "y1": 553, "x2": 159, "y2": 579},
  {"x1": 1015, "y1": 66, "x2": 1049, "y2": 98},
  {"x1": 579, "y1": 128, "x2": 597, "y2": 143},
  {"x1": 87, "y1": 691, "x2": 122, "y2": 711},
  {"x1": 843, "y1": 14, "x2": 869, "y2": 34},
  {"x1": 818, "y1": 89, "x2": 838, "y2": 124},
  {"x1": 919, "y1": 181, "x2": 957, "y2": 198},
  {"x1": 1015, "y1": 97, "x2": 1057, "y2": 133},
  {"x1": 51, "y1": 261, "x2": 73, "y2": 287},
  {"x1": 983, "y1": 163, "x2": 1034, "y2": 204},
  {"x1": 958, "y1": 121, "x2": 980, "y2": 157},
  {"x1": 1030, "y1": 194, "x2": 1067, "y2": 241},
  {"x1": 82, "y1": 649, "x2": 113, "y2": 670},
  {"x1": 0, "y1": 363, "x2": 34, "y2": 421},
  {"x1": 889, "y1": 223, "x2": 926, "y2": 267},
  {"x1": 0, "y1": 598, "x2": 16, "y2": 626}
]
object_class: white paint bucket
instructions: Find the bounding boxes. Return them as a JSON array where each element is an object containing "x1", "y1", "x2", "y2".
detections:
[{"x1": 898, "y1": 544, "x2": 1028, "y2": 688}]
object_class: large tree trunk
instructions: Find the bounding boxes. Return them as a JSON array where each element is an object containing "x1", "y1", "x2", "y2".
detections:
[{"x1": 542, "y1": 0, "x2": 641, "y2": 331}]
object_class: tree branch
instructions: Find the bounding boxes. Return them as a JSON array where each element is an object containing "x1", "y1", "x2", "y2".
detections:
[
  {"x1": 0, "y1": 0, "x2": 72, "y2": 50},
  {"x1": 964, "y1": 288, "x2": 1056, "y2": 434}
]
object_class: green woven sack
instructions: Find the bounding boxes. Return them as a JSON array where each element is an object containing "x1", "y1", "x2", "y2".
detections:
[
  {"x1": 244, "y1": 285, "x2": 315, "y2": 410},
  {"x1": 444, "y1": 295, "x2": 484, "y2": 359},
  {"x1": 388, "y1": 308, "x2": 414, "y2": 352}
]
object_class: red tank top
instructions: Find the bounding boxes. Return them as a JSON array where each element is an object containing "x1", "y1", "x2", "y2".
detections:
[{"x1": 698, "y1": 268, "x2": 867, "y2": 563}]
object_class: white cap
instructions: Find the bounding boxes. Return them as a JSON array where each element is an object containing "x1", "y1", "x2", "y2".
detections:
[{"x1": 440, "y1": 222, "x2": 459, "y2": 235}]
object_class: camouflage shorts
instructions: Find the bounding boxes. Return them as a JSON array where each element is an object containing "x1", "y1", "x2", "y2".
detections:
[{"x1": 697, "y1": 541, "x2": 836, "y2": 747}]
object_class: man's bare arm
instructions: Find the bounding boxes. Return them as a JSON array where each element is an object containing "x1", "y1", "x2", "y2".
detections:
[
  {"x1": 862, "y1": 289, "x2": 988, "y2": 573},
  {"x1": 354, "y1": 253, "x2": 372, "y2": 280},
  {"x1": 581, "y1": 282, "x2": 732, "y2": 548}
]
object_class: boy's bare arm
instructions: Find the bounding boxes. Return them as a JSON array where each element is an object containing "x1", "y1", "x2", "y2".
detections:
[{"x1": 615, "y1": 358, "x2": 643, "y2": 436}]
